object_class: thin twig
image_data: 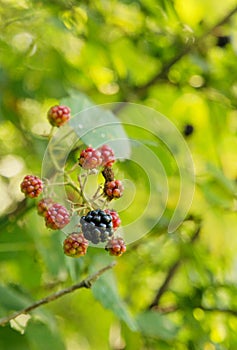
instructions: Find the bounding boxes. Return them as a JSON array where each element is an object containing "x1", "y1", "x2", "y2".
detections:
[
  {"x1": 148, "y1": 223, "x2": 201, "y2": 310},
  {"x1": 0, "y1": 261, "x2": 116, "y2": 326},
  {"x1": 200, "y1": 306, "x2": 237, "y2": 317},
  {"x1": 152, "y1": 305, "x2": 179, "y2": 314},
  {"x1": 152, "y1": 305, "x2": 237, "y2": 317},
  {"x1": 77, "y1": 175, "x2": 93, "y2": 210},
  {"x1": 148, "y1": 261, "x2": 181, "y2": 310}
]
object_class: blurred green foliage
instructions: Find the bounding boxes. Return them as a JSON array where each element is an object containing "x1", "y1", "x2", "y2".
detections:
[{"x1": 1, "y1": 0, "x2": 237, "y2": 349}]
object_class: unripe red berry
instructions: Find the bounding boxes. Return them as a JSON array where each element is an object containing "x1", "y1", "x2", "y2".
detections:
[
  {"x1": 98, "y1": 144, "x2": 115, "y2": 167},
  {"x1": 37, "y1": 198, "x2": 54, "y2": 216},
  {"x1": 63, "y1": 232, "x2": 89, "y2": 257},
  {"x1": 79, "y1": 147, "x2": 102, "y2": 170},
  {"x1": 20, "y1": 175, "x2": 43, "y2": 198},
  {"x1": 47, "y1": 105, "x2": 71, "y2": 127},
  {"x1": 104, "y1": 180, "x2": 124, "y2": 200},
  {"x1": 105, "y1": 237, "x2": 126, "y2": 257},
  {"x1": 104, "y1": 209, "x2": 121, "y2": 230},
  {"x1": 44, "y1": 203, "x2": 70, "y2": 230}
]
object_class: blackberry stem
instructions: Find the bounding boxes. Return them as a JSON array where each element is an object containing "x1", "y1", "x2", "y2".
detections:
[
  {"x1": 67, "y1": 163, "x2": 80, "y2": 174},
  {"x1": 48, "y1": 126, "x2": 54, "y2": 140},
  {"x1": 92, "y1": 185, "x2": 103, "y2": 200},
  {"x1": 0, "y1": 262, "x2": 117, "y2": 326},
  {"x1": 77, "y1": 175, "x2": 93, "y2": 210}
]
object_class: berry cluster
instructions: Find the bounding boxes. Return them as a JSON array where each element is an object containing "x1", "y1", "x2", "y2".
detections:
[
  {"x1": 20, "y1": 175, "x2": 71, "y2": 231},
  {"x1": 77, "y1": 144, "x2": 125, "y2": 255},
  {"x1": 20, "y1": 103, "x2": 126, "y2": 260}
]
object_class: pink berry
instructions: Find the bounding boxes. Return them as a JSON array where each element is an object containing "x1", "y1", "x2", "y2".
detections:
[
  {"x1": 105, "y1": 237, "x2": 126, "y2": 257},
  {"x1": 105, "y1": 209, "x2": 121, "y2": 230},
  {"x1": 47, "y1": 105, "x2": 71, "y2": 127},
  {"x1": 104, "y1": 180, "x2": 124, "y2": 200},
  {"x1": 37, "y1": 198, "x2": 54, "y2": 216},
  {"x1": 63, "y1": 232, "x2": 89, "y2": 258},
  {"x1": 79, "y1": 147, "x2": 102, "y2": 169},
  {"x1": 44, "y1": 203, "x2": 70, "y2": 230},
  {"x1": 98, "y1": 144, "x2": 115, "y2": 167},
  {"x1": 20, "y1": 175, "x2": 43, "y2": 198}
]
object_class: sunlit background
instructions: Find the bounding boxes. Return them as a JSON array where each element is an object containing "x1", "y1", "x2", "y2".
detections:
[{"x1": 1, "y1": 0, "x2": 237, "y2": 349}]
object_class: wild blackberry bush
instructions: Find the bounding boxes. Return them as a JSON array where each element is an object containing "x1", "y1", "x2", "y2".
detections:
[{"x1": 20, "y1": 105, "x2": 126, "y2": 258}]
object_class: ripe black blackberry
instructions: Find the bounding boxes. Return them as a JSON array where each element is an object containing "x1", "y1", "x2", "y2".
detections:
[{"x1": 80, "y1": 209, "x2": 113, "y2": 244}]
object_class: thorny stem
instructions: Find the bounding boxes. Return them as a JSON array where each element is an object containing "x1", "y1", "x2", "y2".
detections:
[{"x1": 0, "y1": 262, "x2": 116, "y2": 326}]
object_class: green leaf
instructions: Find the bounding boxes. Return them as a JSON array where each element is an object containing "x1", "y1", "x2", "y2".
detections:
[
  {"x1": 199, "y1": 180, "x2": 234, "y2": 208},
  {"x1": 136, "y1": 311, "x2": 179, "y2": 340},
  {"x1": 25, "y1": 319, "x2": 66, "y2": 350},
  {"x1": 0, "y1": 284, "x2": 32, "y2": 313},
  {"x1": 206, "y1": 163, "x2": 236, "y2": 194},
  {"x1": 61, "y1": 90, "x2": 94, "y2": 115},
  {"x1": 92, "y1": 270, "x2": 137, "y2": 331},
  {"x1": 62, "y1": 91, "x2": 131, "y2": 159},
  {"x1": 0, "y1": 325, "x2": 30, "y2": 350}
]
